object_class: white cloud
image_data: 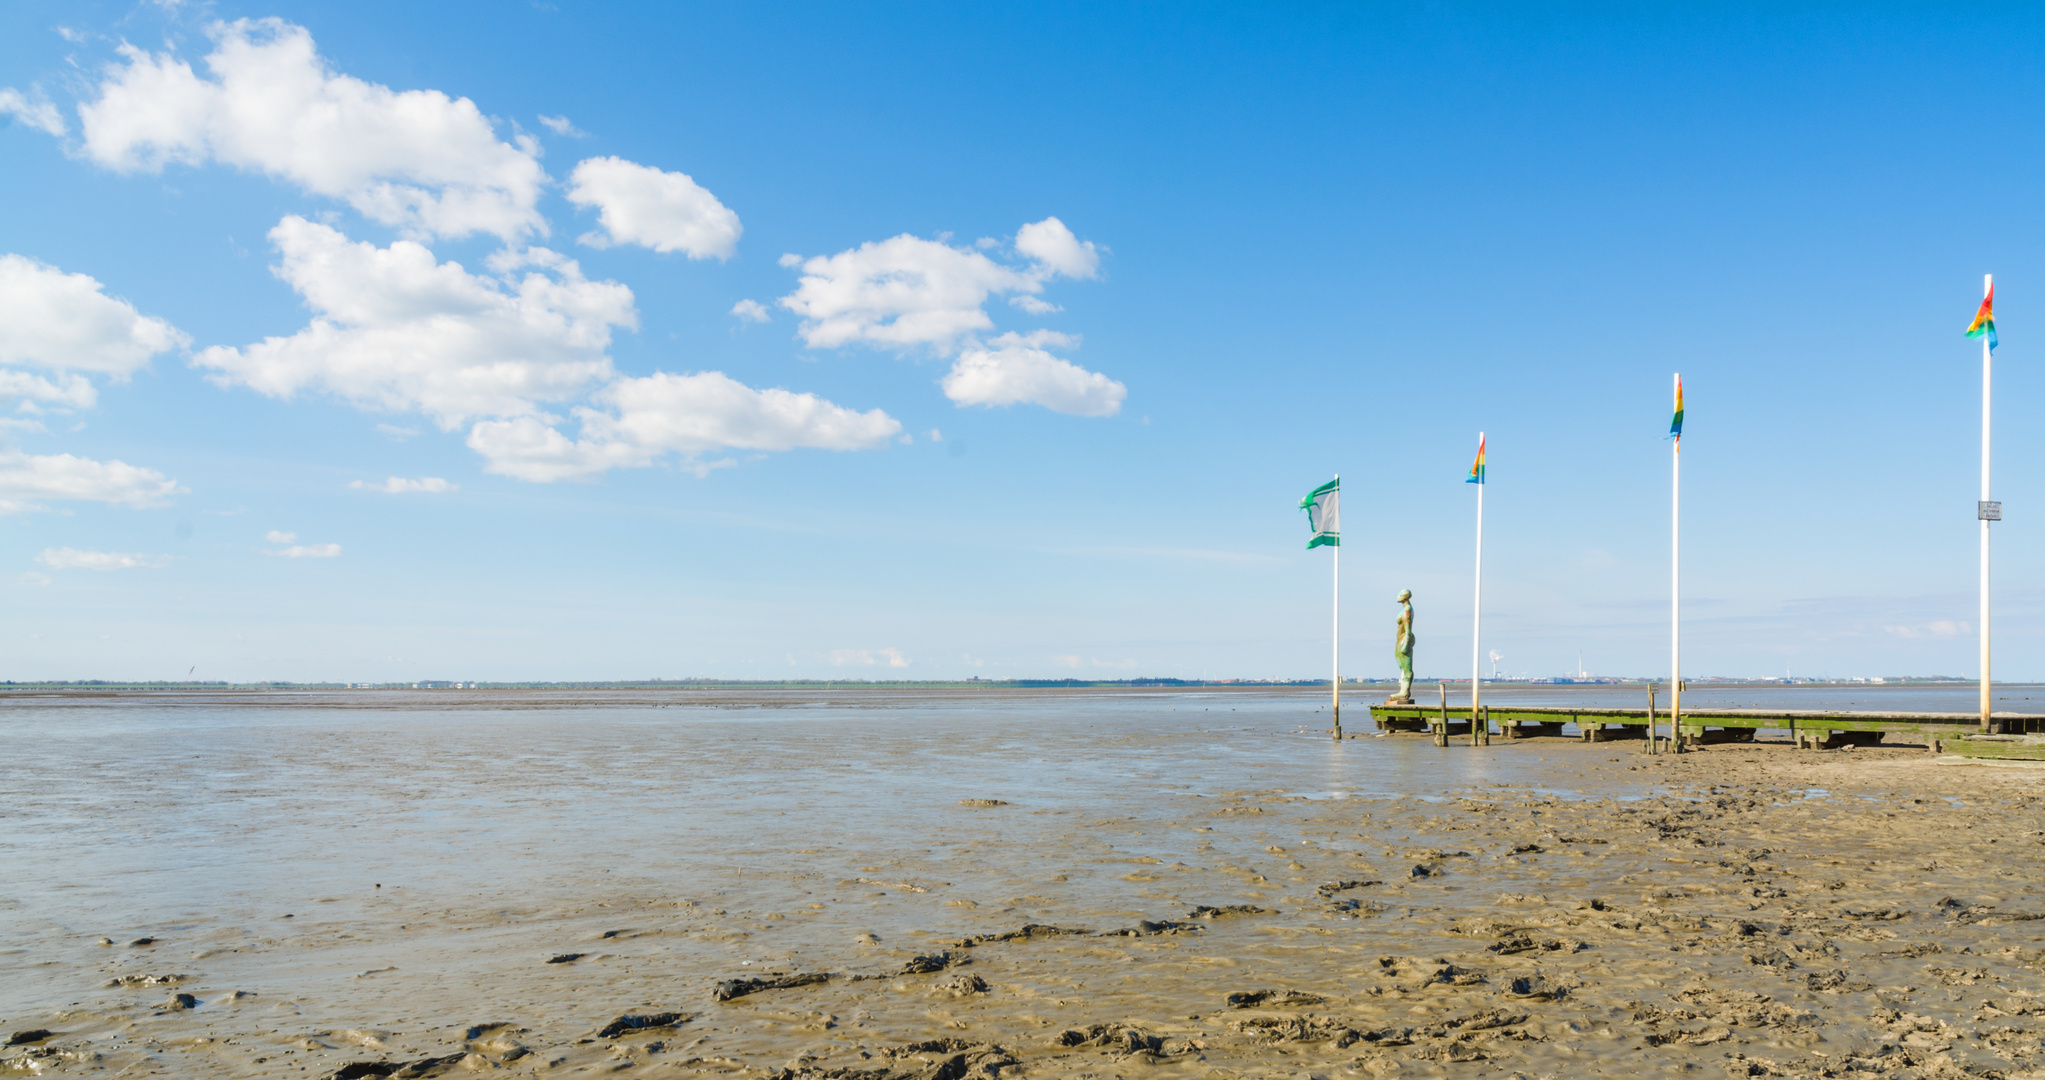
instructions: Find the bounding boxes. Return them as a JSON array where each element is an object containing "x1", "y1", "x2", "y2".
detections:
[
  {"x1": 0, "y1": 449, "x2": 183, "y2": 512},
  {"x1": 467, "y1": 370, "x2": 901, "y2": 482},
  {"x1": 0, "y1": 87, "x2": 65, "y2": 136},
  {"x1": 776, "y1": 234, "x2": 1037, "y2": 354},
  {"x1": 776, "y1": 217, "x2": 1103, "y2": 354},
  {"x1": 0, "y1": 371, "x2": 97, "y2": 411},
  {"x1": 193, "y1": 216, "x2": 896, "y2": 482},
  {"x1": 37, "y1": 547, "x2": 173, "y2": 571},
  {"x1": 350, "y1": 476, "x2": 456, "y2": 493},
  {"x1": 730, "y1": 299, "x2": 771, "y2": 323},
  {"x1": 1013, "y1": 217, "x2": 1100, "y2": 279},
  {"x1": 830, "y1": 647, "x2": 909, "y2": 668},
  {"x1": 774, "y1": 218, "x2": 1123, "y2": 416},
  {"x1": 537, "y1": 114, "x2": 586, "y2": 137},
  {"x1": 269, "y1": 542, "x2": 341, "y2": 558},
  {"x1": 264, "y1": 530, "x2": 296, "y2": 542},
  {"x1": 0, "y1": 255, "x2": 188, "y2": 376},
  {"x1": 19, "y1": 571, "x2": 52, "y2": 587},
  {"x1": 567, "y1": 156, "x2": 742, "y2": 259},
  {"x1": 941, "y1": 331, "x2": 1126, "y2": 417},
  {"x1": 77, "y1": 18, "x2": 546, "y2": 241},
  {"x1": 194, "y1": 216, "x2": 633, "y2": 428}
]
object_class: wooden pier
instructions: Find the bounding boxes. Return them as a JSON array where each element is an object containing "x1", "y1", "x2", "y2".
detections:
[{"x1": 1368, "y1": 701, "x2": 2042, "y2": 751}]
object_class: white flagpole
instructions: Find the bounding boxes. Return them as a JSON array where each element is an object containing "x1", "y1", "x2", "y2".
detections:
[
  {"x1": 1672, "y1": 375, "x2": 1682, "y2": 748},
  {"x1": 1471, "y1": 436, "x2": 1484, "y2": 739},
  {"x1": 1980, "y1": 275, "x2": 1993, "y2": 732},
  {"x1": 1332, "y1": 475, "x2": 1341, "y2": 740}
]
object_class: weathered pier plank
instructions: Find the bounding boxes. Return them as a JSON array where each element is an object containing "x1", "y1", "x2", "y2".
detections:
[{"x1": 1367, "y1": 702, "x2": 2029, "y2": 750}]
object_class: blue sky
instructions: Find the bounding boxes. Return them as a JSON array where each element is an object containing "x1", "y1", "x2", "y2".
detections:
[{"x1": 0, "y1": 1, "x2": 2037, "y2": 683}]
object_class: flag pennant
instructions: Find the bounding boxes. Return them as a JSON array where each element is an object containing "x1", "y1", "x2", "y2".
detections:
[
  {"x1": 1300, "y1": 478, "x2": 1339, "y2": 549},
  {"x1": 1669, "y1": 375, "x2": 1685, "y2": 439},
  {"x1": 1966, "y1": 282, "x2": 1998, "y2": 352},
  {"x1": 1466, "y1": 433, "x2": 1486, "y2": 484}
]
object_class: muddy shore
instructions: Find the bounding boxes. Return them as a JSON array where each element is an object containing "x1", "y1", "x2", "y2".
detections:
[{"x1": 3, "y1": 690, "x2": 2041, "y2": 1079}]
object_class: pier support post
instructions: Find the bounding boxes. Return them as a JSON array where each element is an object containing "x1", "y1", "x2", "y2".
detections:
[
  {"x1": 1646, "y1": 683, "x2": 1659, "y2": 755},
  {"x1": 1434, "y1": 682, "x2": 1449, "y2": 747}
]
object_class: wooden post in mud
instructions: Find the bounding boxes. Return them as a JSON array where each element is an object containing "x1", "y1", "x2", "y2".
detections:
[
  {"x1": 1435, "y1": 682, "x2": 1449, "y2": 747},
  {"x1": 1646, "y1": 682, "x2": 1659, "y2": 755}
]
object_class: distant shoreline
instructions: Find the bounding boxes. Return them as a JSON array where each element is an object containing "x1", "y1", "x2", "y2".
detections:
[{"x1": 0, "y1": 676, "x2": 1993, "y2": 691}]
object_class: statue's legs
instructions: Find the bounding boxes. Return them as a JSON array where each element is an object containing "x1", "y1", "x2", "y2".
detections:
[{"x1": 1396, "y1": 653, "x2": 1414, "y2": 700}]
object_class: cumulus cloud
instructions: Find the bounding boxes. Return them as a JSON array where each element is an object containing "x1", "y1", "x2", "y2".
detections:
[
  {"x1": 776, "y1": 234, "x2": 1038, "y2": 354},
  {"x1": 264, "y1": 530, "x2": 296, "y2": 542},
  {"x1": 37, "y1": 547, "x2": 172, "y2": 571},
  {"x1": 1013, "y1": 217, "x2": 1100, "y2": 280},
  {"x1": 730, "y1": 299, "x2": 771, "y2": 323},
  {"x1": 536, "y1": 114, "x2": 586, "y2": 137},
  {"x1": 773, "y1": 218, "x2": 1099, "y2": 355},
  {"x1": 76, "y1": 18, "x2": 546, "y2": 240},
  {"x1": 0, "y1": 255, "x2": 188, "y2": 376},
  {"x1": 194, "y1": 216, "x2": 634, "y2": 428},
  {"x1": 0, "y1": 449, "x2": 184, "y2": 513},
  {"x1": 567, "y1": 156, "x2": 741, "y2": 259},
  {"x1": 350, "y1": 476, "x2": 456, "y2": 493},
  {"x1": 467, "y1": 370, "x2": 901, "y2": 482},
  {"x1": 774, "y1": 217, "x2": 1124, "y2": 416},
  {"x1": 0, "y1": 87, "x2": 65, "y2": 136},
  {"x1": 0, "y1": 371, "x2": 98, "y2": 411},
  {"x1": 941, "y1": 331, "x2": 1126, "y2": 417}
]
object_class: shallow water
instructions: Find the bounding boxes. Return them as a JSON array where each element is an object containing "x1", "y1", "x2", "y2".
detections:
[
  {"x1": 3, "y1": 686, "x2": 2039, "y2": 1078},
  {"x1": 1, "y1": 686, "x2": 1633, "y2": 971}
]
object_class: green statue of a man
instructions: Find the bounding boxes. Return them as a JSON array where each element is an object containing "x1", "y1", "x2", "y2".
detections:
[{"x1": 1391, "y1": 589, "x2": 1416, "y2": 703}]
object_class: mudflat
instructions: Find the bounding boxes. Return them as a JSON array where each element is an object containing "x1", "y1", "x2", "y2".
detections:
[{"x1": 2, "y1": 688, "x2": 2041, "y2": 1079}]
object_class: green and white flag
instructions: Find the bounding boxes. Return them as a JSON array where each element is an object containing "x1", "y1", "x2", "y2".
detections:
[{"x1": 1299, "y1": 477, "x2": 1339, "y2": 549}]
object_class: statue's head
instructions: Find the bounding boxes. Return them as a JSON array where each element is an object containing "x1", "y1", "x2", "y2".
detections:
[{"x1": 1397, "y1": 589, "x2": 1412, "y2": 602}]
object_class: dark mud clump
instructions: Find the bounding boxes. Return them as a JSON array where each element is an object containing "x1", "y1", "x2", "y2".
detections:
[
  {"x1": 596, "y1": 1012, "x2": 689, "y2": 1038},
  {"x1": 1051, "y1": 1025, "x2": 1201, "y2": 1057},
  {"x1": 1223, "y1": 989, "x2": 1327, "y2": 1009},
  {"x1": 327, "y1": 1054, "x2": 465, "y2": 1079},
  {"x1": 897, "y1": 951, "x2": 956, "y2": 974},
  {"x1": 714, "y1": 972, "x2": 831, "y2": 1001},
  {"x1": 952, "y1": 924, "x2": 1092, "y2": 947},
  {"x1": 1228, "y1": 1014, "x2": 1413, "y2": 1048},
  {"x1": 1487, "y1": 934, "x2": 1586, "y2": 956},
  {"x1": 5, "y1": 1031, "x2": 53, "y2": 1046},
  {"x1": 1186, "y1": 904, "x2": 1268, "y2": 919},
  {"x1": 1315, "y1": 880, "x2": 1381, "y2": 896},
  {"x1": 545, "y1": 952, "x2": 585, "y2": 964},
  {"x1": 1101, "y1": 918, "x2": 1201, "y2": 937},
  {"x1": 936, "y1": 973, "x2": 988, "y2": 996},
  {"x1": 161, "y1": 993, "x2": 200, "y2": 1011},
  {"x1": 767, "y1": 1037, "x2": 1014, "y2": 1079}
]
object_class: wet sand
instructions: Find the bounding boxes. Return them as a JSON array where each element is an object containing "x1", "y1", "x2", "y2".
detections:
[{"x1": 2, "y1": 688, "x2": 2042, "y2": 1079}]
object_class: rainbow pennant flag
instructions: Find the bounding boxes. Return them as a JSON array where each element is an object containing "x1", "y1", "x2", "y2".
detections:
[
  {"x1": 1966, "y1": 282, "x2": 1998, "y2": 352},
  {"x1": 1466, "y1": 433, "x2": 1485, "y2": 484},
  {"x1": 1669, "y1": 375, "x2": 1685, "y2": 439}
]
